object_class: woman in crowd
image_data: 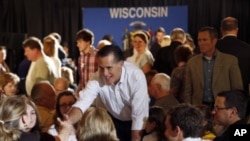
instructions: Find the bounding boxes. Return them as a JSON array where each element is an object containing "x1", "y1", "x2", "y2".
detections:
[
  {"x1": 48, "y1": 90, "x2": 77, "y2": 141},
  {"x1": 170, "y1": 45, "x2": 193, "y2": 103},
  {"x1": 127, "y1": 30, "x2": 154, "y2": 74},
  {"x1": 61, "y1": 66, "x2": 77, "y2": 91},
  {"x1": 0, "y1": 72, "x2": 20, "y2": 100},
  {"x1": 76, "y1": 107, "x2": 119, "y2": 141},
  {"x1": 43, "y1": 35, "x2": 61, "y2": 77}
]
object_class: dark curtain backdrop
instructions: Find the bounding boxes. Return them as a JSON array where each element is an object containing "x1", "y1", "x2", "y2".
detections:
[{"x1": 0, "y1": 0, "x2": 250, "y2": 72}]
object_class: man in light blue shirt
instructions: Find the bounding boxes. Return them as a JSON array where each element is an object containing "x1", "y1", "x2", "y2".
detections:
[{"x1": 68, "y1": 45, "x2": 149, "y2": 141}]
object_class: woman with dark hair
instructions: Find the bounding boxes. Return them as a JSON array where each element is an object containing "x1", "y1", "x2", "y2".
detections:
[
  {"x1": 48, "y1": 90, "x2": 77, "y2": 141},
  {"x1": 127, "y1": 30, "x2": 155, "y2": 74},
  {"x1": 170, "y1": 45, "x2": 193, "y2": 103}
]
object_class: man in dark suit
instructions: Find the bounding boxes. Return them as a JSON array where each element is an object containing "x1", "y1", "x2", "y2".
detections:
[
  {"x1": 216, "y1": 16, "x2": 250, "y2": 119},
  {"x1": 150, "y1": 27, "x2": 165, "y2": 59},
  {"x1": 153, "y1": 28, "x2": 185, "y2": 76},
  {"x1": 216, "y1": 17, "x2": 250, "y2": 94}
]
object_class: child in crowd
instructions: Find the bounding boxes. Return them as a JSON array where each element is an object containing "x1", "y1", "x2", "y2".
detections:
[
  {"x1": 0, "y1": 72, "x2": 20, "y2": 100},
  {"x1": 141, "y1": 106, "x2": 166, "y2": 141},
  {"x1": 0, "y1": 95, "x2": 72, "y2": 141}
]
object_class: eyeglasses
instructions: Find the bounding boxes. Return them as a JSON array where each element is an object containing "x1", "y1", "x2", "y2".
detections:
[
  {"x1": 59, "y1": 102, "x2": 74, "y2": 109},
  {"x1": 213, "y1": 106, "x2": 232, "y2": 112}
]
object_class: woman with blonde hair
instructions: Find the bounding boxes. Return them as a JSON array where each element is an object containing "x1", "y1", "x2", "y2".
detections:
[
  {"x1": 0, "y1": 95, "x2": 27, "y2": 141},
  {"x1": 43, "y1": 35, "x2": 61, "y2": 77},
  {"x1": 76, "y1": 107, "x2": 119, "y2": 141},
  {"x1": 0, "y1": 95, "x2": 72, "y2": 141}
]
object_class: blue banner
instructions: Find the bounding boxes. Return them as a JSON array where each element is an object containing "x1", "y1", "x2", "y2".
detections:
[{"x1": 82, "y1": 6, "x2": 188, "y2": 50}]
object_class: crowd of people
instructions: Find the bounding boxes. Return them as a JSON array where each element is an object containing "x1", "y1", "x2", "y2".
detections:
[{"x1": 0, "y1": 16, "x2": 249, "y2": 141}]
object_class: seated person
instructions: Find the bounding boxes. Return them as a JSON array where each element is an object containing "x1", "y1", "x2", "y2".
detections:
[
  {"x1": 212, "y1": 89, "x2": 248, "y2": 141},
  {"x1": 0, "y1": 95, "x2": 72, "y2": 141},
  {"x1": 145, "y1": 69, "x2": 158, "y2": 106},
  {"x1": 141, "y1": 106, "x2": 166, "y2": 141},
  {"x1": 53, "y1": 77, "x2": 73, "y2": 96},
  {"x1": 149, "y1": 73, "x2": 179, "y2": 112},
  {"x1": 196, "y1": 105, "x2": 216, "y2": 140},
  {"x1": 61, "y1": 66, "x2": 77, "y2": 91},
  {"x1": 76, "y1": 107, "x2": 119, "y2": 141},
  {"x1": 164, "y1": 103, "x2": 204, "y2": 141},
  {"x1": 30, "y1": 81, "x2": 57, "y2": 132},
  {"x1": 0, "y1": 72, "x2": 20, "y2": 100},
  {"x1": 48, "y1": 90, "x2": 77, "y2": 141}
]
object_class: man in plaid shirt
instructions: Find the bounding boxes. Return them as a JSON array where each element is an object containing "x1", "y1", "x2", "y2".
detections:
[{"x1": 75, "y1": 28, "x2": 98, "y2": 96}]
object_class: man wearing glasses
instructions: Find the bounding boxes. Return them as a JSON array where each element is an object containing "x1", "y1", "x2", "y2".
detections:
[{"x1": 212, "y1": 89, "x2": 248, "y2": 141}]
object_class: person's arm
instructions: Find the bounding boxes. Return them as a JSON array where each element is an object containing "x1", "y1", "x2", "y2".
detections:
[
  {"x1": 68, "y1": 78, "x2": 100, "y2": 123},
  {"x1": 67, "y1": 107, "x2": 83, "y2": 124},
  {"x1": 130, "y1": 69, "x2": 149, "y2": 140},
  {"x1": 56, "y1": 116, "x2": 74, "y2": 141},
  {"x1": 131, "y1": 130, "x2": 141, "y2": 141}
]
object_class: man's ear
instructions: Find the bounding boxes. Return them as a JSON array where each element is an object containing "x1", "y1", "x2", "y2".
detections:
[
  {"x1": 230, "y1": 106, "x2": 238, "y2": 117},
  {"x1": 175, "y1": 126, "x2": 183, "y2": 137},
  {"x1": 119, "y1": 60, "x2": 124, "y2": 66}
]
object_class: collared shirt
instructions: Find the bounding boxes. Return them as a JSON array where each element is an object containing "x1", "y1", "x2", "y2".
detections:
[
  {"x1": 183, "y1": 137, "x2": 203, "y2": 141},
  {"x1": 73, "y1": 61, "x2": 149, "y2": 130},
  {"x1": 26, "y1": 56, "x2": 56, "y2": 96},
  {"x1": 202, "y1": 55, "x2": 216, "y2": 103},
  {"x1": 221, "y1": 34, "x2": 237, "y2": 39},
  {"x1": 78, "y1": 47, "x2": 98, "y2": 88}
]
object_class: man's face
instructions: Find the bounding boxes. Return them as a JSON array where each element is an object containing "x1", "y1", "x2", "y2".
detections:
[
  {"x1": 198, "y1": 31, "x2": 216, "y2": 56},
  {"x1": 98, "y1": 53, "x2": 123, "y2": 85},
  {"x1": 156, "y1": 31, "x2": 165, "y2": 43},
  {"x1": 212, "y1": 96, "x2": 232, "y2": 126},
  {"x1": 24, "y1": 47, "x2": 39, "y2": 61},
  {"x1": 76, "y1": 39, "x2": 90, "y2": 53}
]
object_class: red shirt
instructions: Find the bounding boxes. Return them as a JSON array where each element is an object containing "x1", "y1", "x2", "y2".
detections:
[{"x1": 78, "y1": 47, "x2": 98, "y2": 88}]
